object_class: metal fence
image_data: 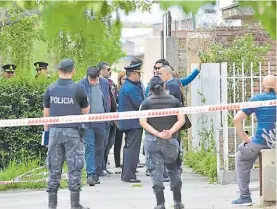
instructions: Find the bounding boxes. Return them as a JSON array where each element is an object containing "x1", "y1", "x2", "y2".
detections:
[
  {"x1": 219, "y1": 61, "x2": 274, "y2": 171},
  {"x1": 189, "y1": 62, "x2": 275, "y2": 177}
]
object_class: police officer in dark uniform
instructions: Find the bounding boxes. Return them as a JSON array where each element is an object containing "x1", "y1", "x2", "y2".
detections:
[
  {"x1": 118, "y1": 58, "x2": 144, "y2": 183},
  {"x1": 139, "y1": 76, "x2": 185, "y2": 209},
  {"x1": 43, "y1": 58, "x2": 90, "y2": 209},
  {"x1": 2, "y1": 64, "x2": 16, "y2": 78},
  {"x1": 34, "y1": 61, "x2": 49, "y2": 78}
]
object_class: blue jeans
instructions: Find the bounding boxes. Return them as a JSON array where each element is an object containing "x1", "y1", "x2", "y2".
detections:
[{"x1": 84, "y1": 127, "x2": 107, "y2": 176}]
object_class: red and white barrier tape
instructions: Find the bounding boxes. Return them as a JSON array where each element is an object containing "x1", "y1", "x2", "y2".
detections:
[
  {"x1": 0, "y1": 100, "x2": 276, "y2": 128},
  {"x1": 0, "y1": 179, "x2": 47, "y2": 185},
  {"x1": 0, "y1": 100, "x2": 276, "y2": 185},
  {"x1": 0, "y1": 173, "x2": 68, "y2": 185}
]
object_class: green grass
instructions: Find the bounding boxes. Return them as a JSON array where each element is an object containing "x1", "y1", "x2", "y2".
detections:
[
  {"x1": 0, "y1": 159, "x2": 87, "y2": 191},
  {"x1": 184, "y1": 149, "x2": 217, "y2": 183}
]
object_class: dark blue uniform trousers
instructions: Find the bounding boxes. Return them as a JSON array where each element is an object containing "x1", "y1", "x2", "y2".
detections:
[{"x1": 121, "y1": 128, "x2": 143, "y2": 180}]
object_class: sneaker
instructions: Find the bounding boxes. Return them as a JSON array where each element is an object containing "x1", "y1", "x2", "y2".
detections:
[
  {"x1": 137, "y1": 162, "x2": 145, "y2": 168},
  {"x1": 87, "y1": 175, "x2": 96, "y2": 186},
  {"x1": 231, "y1": 196, "x2": 253, "y2": 206},
  {"x1": 105, "y1": 169, "x2": 113, "y2": 175},
  {"x1": 93, "y1": 175, "x2": 100, "y2": 184},
  {"x1": 99, "y1": 170, "x2": 111, "y2": 177},
  {"x1": 146, "y1": 170, "x2": 151, "y2": 176},
  {"x1": 115, "y1": 167, "x2": 121, "y2": 174}
]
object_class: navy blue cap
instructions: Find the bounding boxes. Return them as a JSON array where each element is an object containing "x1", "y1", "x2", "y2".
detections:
[
  {"x1": 56, "y1": 58, "x2": 74, "y2": 72},
  {"x1": 124, "y1": 57, "x2": 143, "y2": 71},
  {"x1": 34, "y1": 62, "x2": 48, "y2": 69},
  {"x1": 2, "y1": 64, "x2": 16, "y2": 72}
]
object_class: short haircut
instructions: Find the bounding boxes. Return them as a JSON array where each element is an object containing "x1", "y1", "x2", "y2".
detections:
[
  {"x1": 160, "y1": 65, "x2": 172, "y2": 74},
  {"x1": 126, "y1": 71, "x2": 133, "y2": 78},
  {"x1": 87, "y1": 66, "x2": 99, "y2": 79},
  {"x1": 97, "y1": 61, "x2": 110, "y2": 70},
  {"x1": 155, "y1": 58, "x2": 169, "y2": 66}
]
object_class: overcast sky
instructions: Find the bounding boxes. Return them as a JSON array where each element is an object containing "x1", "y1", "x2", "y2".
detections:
[{"x1": 119, "y1": 3, "x2": 186, "y2": 24}]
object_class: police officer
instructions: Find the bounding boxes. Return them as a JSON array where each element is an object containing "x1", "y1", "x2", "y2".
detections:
[
  {"x1": 118, "y1": 57, "x2": 144, "y2": 183},
  {"x1": 43, "y1": 58, "x2": 90, "y2": 209},
  {"x1": 139, "y1": 76, "x2": 185, "y2": 209},
  {"x1": 2, "y1": 64, "x2": 16, "y2": 78},
  {"x1": 34, "y1": 61, "x2": 49, "y2": 78}
]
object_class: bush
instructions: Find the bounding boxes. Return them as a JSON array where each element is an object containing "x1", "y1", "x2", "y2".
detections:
[
  {"x1": 0, "y1": 75, "x2": 55, "y2": 169},
  {"x1": 184, "y1": 149, "x2": 217, "y2": 183},
  {"x1": 184, "y1": 138, "x2": 217, "y2": 183}
]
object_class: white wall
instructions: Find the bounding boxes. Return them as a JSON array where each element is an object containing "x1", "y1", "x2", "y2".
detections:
[
  {"x1": 142, "y1": 37, "x2": 161, "y2": 85},
  {"x1": 190, "y1": 63, "x2": 222, "y2": 149}
]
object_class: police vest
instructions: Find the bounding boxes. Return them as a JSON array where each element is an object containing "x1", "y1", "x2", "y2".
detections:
[
  {"x1": 48, "y1": 80, "x2": 82, "y2": 128},
  {"x1": 144, "y1": 92, "x2": 180, "y2": 135}
]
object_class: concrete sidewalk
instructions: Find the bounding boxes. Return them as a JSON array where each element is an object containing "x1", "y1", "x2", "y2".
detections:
[{"x1": 0, "y1": 152, "x2": 272, "y2": 209}]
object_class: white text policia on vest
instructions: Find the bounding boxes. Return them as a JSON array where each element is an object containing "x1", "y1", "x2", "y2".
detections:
[{"x1": 50, "y1": 96, "x2": 74, "y2": 104}]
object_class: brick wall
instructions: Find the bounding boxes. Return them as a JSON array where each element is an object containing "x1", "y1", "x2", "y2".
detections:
[
  {"x1": 218, "y1": 128, "x2": 259, "y2": 170},
  {"x1": 172, "y1": 25, "x2": 276, "y2": 163},
  {"x1": 172, "y1": 24, "x2": 277, "y2": 73}
]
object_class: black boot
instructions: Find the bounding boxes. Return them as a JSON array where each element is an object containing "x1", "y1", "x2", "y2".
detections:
[
  {"x1": 173, "y1": 190, "x2": 184, "y2": 209},
  {"x1": 154, "y1": 191, "x2": 166, "y2": 209},
  {"x1": 70, "y1": 191, "x2": 90, "y2": 209},
  {"x1": 48, "y1": 192, "x2": 57, "y2": 209}
]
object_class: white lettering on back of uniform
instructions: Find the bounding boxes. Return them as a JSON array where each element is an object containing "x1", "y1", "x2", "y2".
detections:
[{"x1": 50, "y1": 96, "x2": 74, "y2": 104}]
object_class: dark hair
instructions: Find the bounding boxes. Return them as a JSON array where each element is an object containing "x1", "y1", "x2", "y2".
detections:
[
  {"x1": 87, "y1": 66, "x2": 99, "y2": 79},
  {"x1": 97, "y1": 61, "x2": 110, "y2": 70},
  {"x1": 149, "y1": 76, "x2": 164, "y2": 95},
  {"x1": 155, "y1": 58, "x2": 169, "y2": 66}
]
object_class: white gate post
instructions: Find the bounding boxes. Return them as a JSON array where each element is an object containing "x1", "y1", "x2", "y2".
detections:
[{"x1": 221, "y1": 62, "x2": 229, "y2": 171}]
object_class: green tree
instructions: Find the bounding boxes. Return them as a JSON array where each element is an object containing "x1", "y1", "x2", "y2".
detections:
[
  {"x1": 0, "y1": 1, "x2": 152, "y2": 75},
  {"x1": 0, "y1": 15, "x2": 40, "y2": 72}
]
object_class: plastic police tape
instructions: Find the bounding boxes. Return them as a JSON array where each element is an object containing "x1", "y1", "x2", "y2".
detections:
[
  {"x1": 0, "y1": 99, "x2": 276, "y2": 185},
  {"x1": 0, "y1": 99, "x2": 276, "y2": 128}
]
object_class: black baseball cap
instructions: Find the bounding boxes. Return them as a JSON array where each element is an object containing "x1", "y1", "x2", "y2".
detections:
[{"x1": 56, "y1": 58, "x2": 74, "y2": 72}]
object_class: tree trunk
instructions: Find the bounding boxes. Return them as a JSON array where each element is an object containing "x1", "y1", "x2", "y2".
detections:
[{"x1": 0, "y1": 9, "x2": 40, "y2": 27}]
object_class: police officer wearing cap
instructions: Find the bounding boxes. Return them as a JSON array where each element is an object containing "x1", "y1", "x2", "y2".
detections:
[
  {"x1": 2, "y1": 64, "x2": 16, "y2": 79},
  {"x1": 43, "y1": 58, "x2": 90, "y2": 209},
  {"x1": 34, "y1": 62, "x2": 49, "y2": 78},
  {"x1": 118, "y1": 57, "x2": 145, "y2": 183}
]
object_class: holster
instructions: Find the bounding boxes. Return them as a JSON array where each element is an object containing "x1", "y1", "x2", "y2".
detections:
[
  {"x1": 78, "y1": 124, "x2": 87, "y2": 139},
  {"x1": 177, "y1": 149, "x2": 183, "y2": 167}
]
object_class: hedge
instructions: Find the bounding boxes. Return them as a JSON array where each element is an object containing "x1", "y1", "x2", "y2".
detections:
[{"x1": 0, "y1": 75, "x2": 56, "y2": 169}]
